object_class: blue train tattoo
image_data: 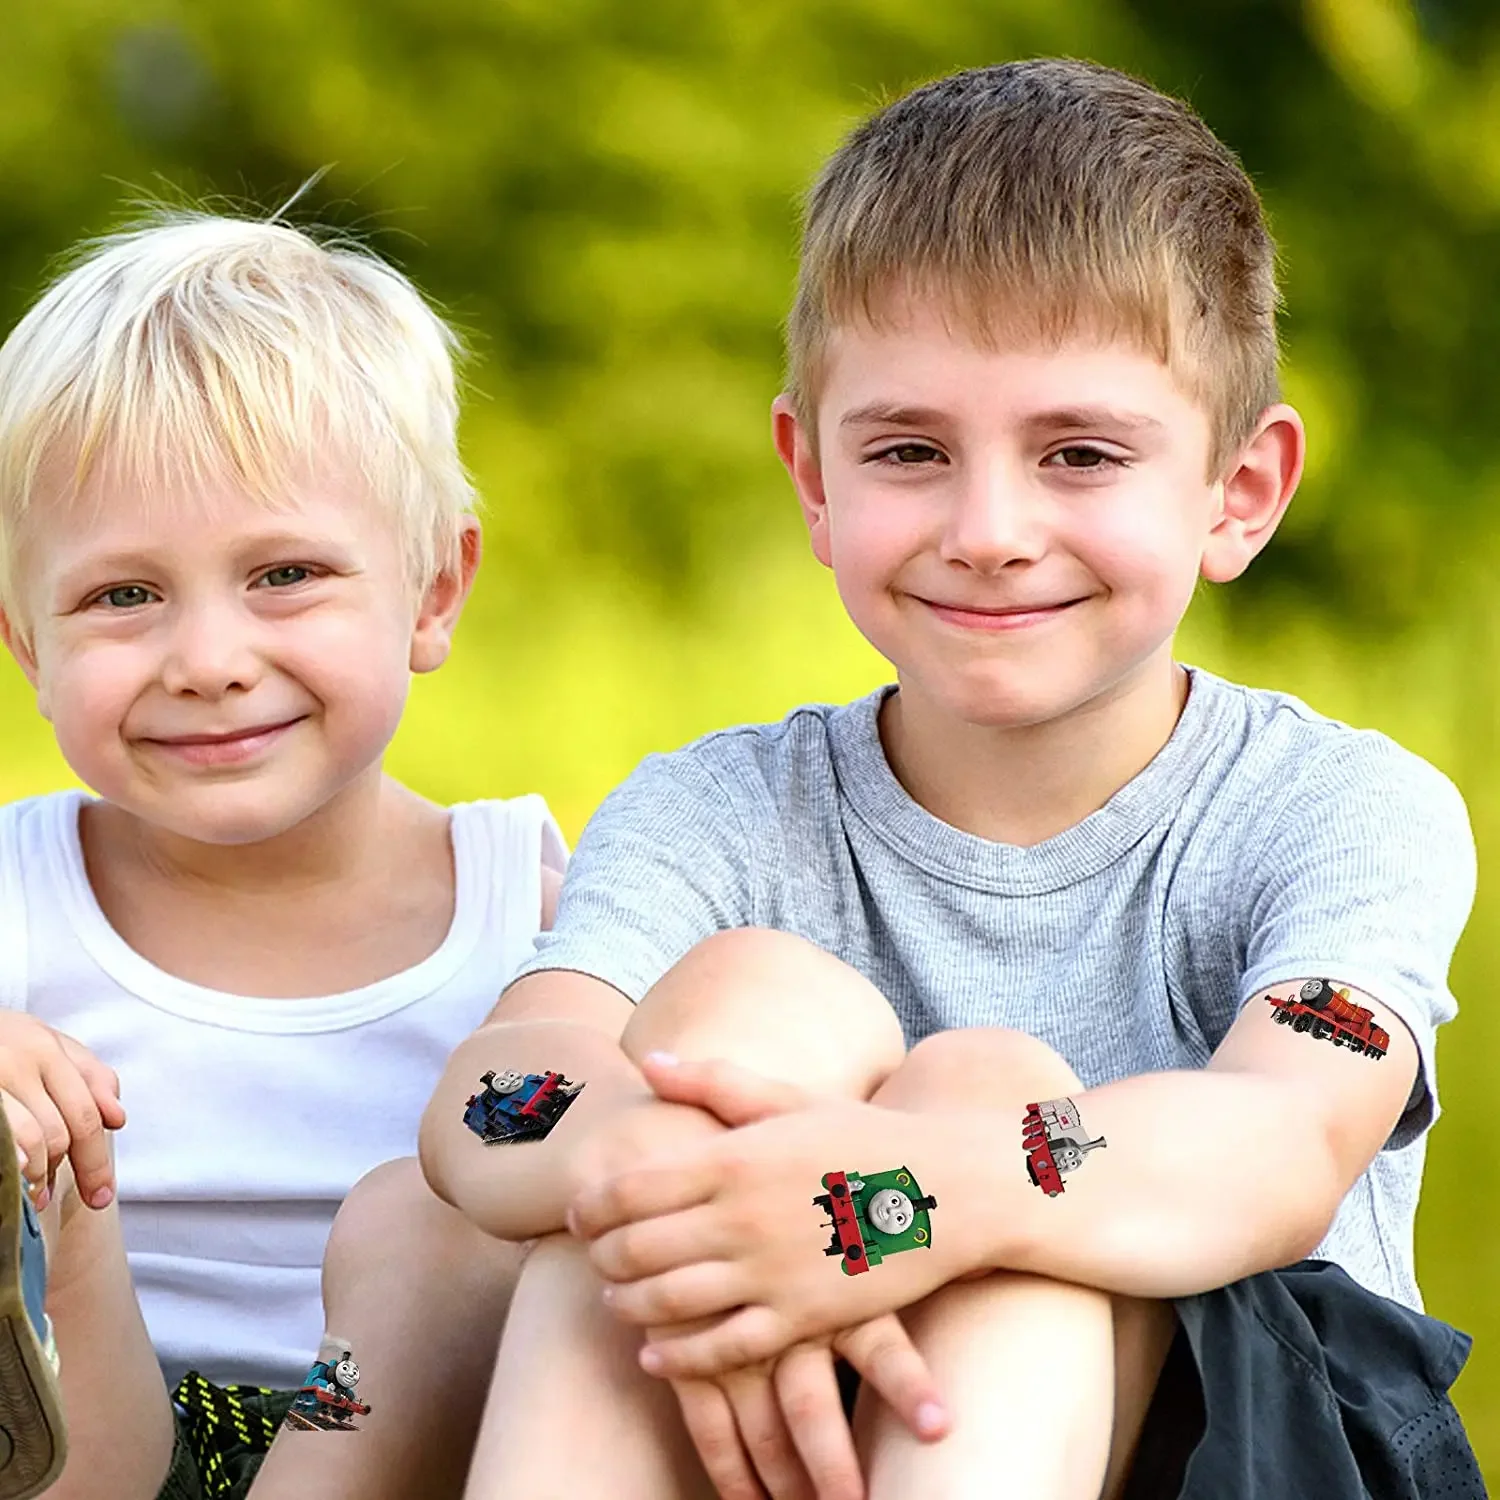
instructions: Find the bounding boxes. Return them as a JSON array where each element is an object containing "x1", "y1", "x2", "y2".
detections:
[{"x1": 463, "y1": 1069, "x2": 585, "y2": 1145}]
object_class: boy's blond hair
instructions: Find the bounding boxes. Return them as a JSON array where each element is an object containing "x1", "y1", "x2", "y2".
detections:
[
  {"x1": 787, "y1": 59, "x2": 1280, "y2": 475},
  {"x1": 0, "y1": 210, "x2": 474, "y2": 624}
]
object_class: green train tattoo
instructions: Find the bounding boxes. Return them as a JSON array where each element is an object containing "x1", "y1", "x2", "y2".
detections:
[{"x1": 814, "y1": 1165, "x2": 937, "y2": 1275}]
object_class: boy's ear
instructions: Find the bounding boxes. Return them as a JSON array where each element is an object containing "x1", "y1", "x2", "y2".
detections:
[
  {"x1": 410, "y1": 517, "x2": 482, "y2": 675},
  {"x1": 772, "y1": 394, "x2": 833, "y2": 569},
  {"x1": 1200, "y1": 404, "x2": 1306, "y2": 584},
  {"x1": 0, "y1": 606, "x2": 43, "y2": 701}
]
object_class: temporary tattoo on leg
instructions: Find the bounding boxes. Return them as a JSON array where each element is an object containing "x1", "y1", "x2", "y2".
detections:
[
  {"x1": 1266, "y1": 979, "x2": 1389, "y2": 1059},
  {"x1": 463, "y1": 1069, "x2": 585, "y2": 1144},
  {"x1": 814, "y1": 1166, "x2": 937, "y2": 1276},
  {"x1": 283, "y1": 1336, "x2": 371, "y2": 1433},
  {"x1": 1022, "y1": 1097, "x2": 1107, "y2": 1197}
]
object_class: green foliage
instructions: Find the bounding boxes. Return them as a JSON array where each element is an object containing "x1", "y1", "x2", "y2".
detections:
[{"x1": 3, "y1": 0, "x2": 1500, "y2": 1473}]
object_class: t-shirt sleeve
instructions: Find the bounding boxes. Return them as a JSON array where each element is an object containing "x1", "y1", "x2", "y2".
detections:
[
  {"x1": 1239, "y1": 735, "x2": 1476, "y2": 1150},
  {"x1": 509, "y1": 746, "x2": 756, "y2": 1003}
]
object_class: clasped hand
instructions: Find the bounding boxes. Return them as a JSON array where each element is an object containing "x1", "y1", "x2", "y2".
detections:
[{"x1": 568, "y1": 1055, "x2": 958, "y2": 1499}]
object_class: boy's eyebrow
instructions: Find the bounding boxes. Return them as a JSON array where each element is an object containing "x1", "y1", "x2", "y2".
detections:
[
  {"x1": 838, "y1": 402, "x2": 1167, "y2": 433},
  {"x1": 1024, "y1": 406, "x2": 1166, "y2": 434},
  {"x1": 839, "y1": 403, "x2": 951, "y2": 430}
]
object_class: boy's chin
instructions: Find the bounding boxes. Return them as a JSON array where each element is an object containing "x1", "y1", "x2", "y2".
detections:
[
  {"x1": 900, "y1": 665, "x2": 1101, "y2": 731},
  {"x1": 117, "y1": 783, "x2": 338, "y2": 849}
]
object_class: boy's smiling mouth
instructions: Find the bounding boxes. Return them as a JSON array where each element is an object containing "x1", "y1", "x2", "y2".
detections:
[
  {"x1": 139, "y1": 716, "x2": 308, "y2": 766},
  {"x1": 914, "y1": 595, "x2": 1088, "y2": 631}
]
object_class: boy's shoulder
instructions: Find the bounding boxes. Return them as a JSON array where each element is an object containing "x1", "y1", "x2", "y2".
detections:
[
  {"x1": 1185, "y1": 668, "x2": 1465, "y2": 822},
  {"x1": 628, "y1": 694, "x2": 879, "y2": 806}
]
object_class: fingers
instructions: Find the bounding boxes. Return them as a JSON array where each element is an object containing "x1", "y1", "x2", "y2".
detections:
[
  {"x1": 603, "y1": 1258, "x2": 748, "y2": 1328},
  {"x1": 38, "y1": 1049, "x2": 115, "y2": 1208},
  {"x1": 56, "y1": 1034, "x2": 125, "y2": 1130},
  {"x1": 569, "y1": 1151, "x2": 724, "y2": 1239},
  {"x1": 641, "y1": 1305, "x2": 790, "y2": 1379},
  {"x1": 722, "y1": 1366, "x2": 818, "y2": 1500},
  {"x1": 833, "y1": 1314, "x2": 949, "y2": 1441},
  {"x1": 773, "y1": 1345, "x2": 865, "y2": 1500},
  {"x1": 671, "y1": 1376, "x2": 767, "y2": 1500},
  {"x1": 2, "y1": 1095, "x2": 49, "y2": 1208},
  {"x1": 641, "y1": 1056, "x2": 810, "y2": 1127},
  {"x1": 588, "y1": 1202, "x2": 732, "y2": 1284}
]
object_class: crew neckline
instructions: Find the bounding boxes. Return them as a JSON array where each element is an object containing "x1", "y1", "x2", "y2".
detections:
[
  {"x1": 43, "y1": 790, "x2": 489, "y2": 1034},
  {"x1": 829, "y1": 664, "x2": 1229, "y2": 896}
]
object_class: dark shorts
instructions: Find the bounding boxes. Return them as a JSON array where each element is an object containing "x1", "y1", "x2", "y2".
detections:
[
  {"x1": 839, "y1": 1259, "x2": 1486, "y2": 1499},
  {"x1": 157, "y1": 1375, "x2": 296, "y2": 1500}
]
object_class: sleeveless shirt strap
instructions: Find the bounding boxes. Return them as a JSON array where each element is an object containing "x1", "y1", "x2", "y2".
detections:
[
  {"x1": 470, "y1": 795, "x2": 568, "y2": 972},
  {"x1": 0, "y1": 802, "x2": 28, "y2": 1011}
]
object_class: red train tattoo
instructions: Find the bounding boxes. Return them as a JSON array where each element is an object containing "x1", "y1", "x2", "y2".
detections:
[
  {"x1": 1021, "y1": 1097, "x2": 1107, "y2": 1197},
  {"x1": 1266, "y1": 979, "x2": 1388, "y2": 1059}
]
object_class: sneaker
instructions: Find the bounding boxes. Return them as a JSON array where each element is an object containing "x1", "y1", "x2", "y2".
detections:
[{"x1": 0, "y1": 1109, "x2": 65, "y2": 1499}]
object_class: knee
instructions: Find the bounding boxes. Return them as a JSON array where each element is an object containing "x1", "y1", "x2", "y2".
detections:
[
  {"x1": 623, "y1": 928, "x2": 906, "y2": 1085},
  {"x1": 326, "y1": 1157, "x2": 424, "y2": 1268},
  {"x1": 632, "y1": 929, "x2": 864, "y2": 1022},
  {"x1": 878, "y1": 1027, "x2": 1082, "y2": 1107},
  {"x1": 326, "y1": 1157, "x2": 523, "y2": 1296}
]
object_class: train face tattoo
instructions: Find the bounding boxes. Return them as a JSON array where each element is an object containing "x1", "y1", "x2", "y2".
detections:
[
  {"x1": 1022, "y1": 1097, "x2": 1107, "y2": 1197},
  {"x1": 814, "y1": 1166, "x2": 937, "y2": 1275},
  {"x1": 463, "y1": 1069, "x2": 585, "y2": 1144},
  {"x1": 284, "y1": 1346, "x2": 371, "y2": 1433},
  {"x1": 1266, "y1": 979, "x2": 1389, "y2": 1059}
]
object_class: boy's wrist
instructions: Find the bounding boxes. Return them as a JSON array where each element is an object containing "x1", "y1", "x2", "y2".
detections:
[{"x1": 926, "y1": 1108, "x2": 1032, "y2": 1281}]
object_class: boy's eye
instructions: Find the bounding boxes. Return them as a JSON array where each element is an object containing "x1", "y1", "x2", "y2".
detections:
[
  {"x1": 870, "y1": 442, "x2": 945, "y2": 466},
  {"x1": 256, "y1": 565, "x2": 312, "y2": 588},
  {"x1": 1046, "y1": 445, "x2": 1120, "y2": 470},
  {"x1": 93, "y1": 584, "x2": 157, "y2": 610}
]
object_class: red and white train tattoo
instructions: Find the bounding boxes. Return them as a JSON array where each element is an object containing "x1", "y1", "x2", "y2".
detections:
[{"x1": 1021, "y1": 1097, "x2": 1107, "y2": 1197}]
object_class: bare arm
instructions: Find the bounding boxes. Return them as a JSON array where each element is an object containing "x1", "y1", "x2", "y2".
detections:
[
  {"x1": 418, "y1": 971, "x2": 645, "y2": 1239},
  {"x1": 955, "y1": 979, "x2": 1420, "y2": 1296}
]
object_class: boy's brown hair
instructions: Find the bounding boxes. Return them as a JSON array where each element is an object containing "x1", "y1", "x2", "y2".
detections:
[{"x1": 787, "y1": 59, "x2": 1280, "y2": 475}]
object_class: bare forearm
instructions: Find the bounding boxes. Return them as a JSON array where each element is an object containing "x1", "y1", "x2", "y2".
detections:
[
  {"x1": 418, "y1": 1019, "x2": 644, "y2": 1240},
  {"x1": 952, "y1": 1069, "x2": 1345, "y2": 1298}
]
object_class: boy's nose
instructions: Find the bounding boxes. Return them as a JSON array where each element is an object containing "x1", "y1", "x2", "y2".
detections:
[
  {"x1": 938, "y1": 462, "x2": 1047, "y2": 573},
  {"x1": 158, "y1": 600, "x2": 263, "y2": 698}
]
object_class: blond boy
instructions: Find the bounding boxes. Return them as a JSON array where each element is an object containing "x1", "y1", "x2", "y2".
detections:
[
  {"x1": 0, "y1": 215, "x2": 558, "y2": 1498},
  {"x1": 422, "y1": 60, "x2": 1483, "y2": 1500}
]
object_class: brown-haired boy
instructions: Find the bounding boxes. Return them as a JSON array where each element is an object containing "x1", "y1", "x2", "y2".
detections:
[{"x1": 422, "y1": 60, "x2": 1483, "y2": 1498}]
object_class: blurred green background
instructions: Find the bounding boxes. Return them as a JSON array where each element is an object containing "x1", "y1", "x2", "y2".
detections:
[{"x1": 4, "y1": 0, "x2": 1499, "y2": 1476}]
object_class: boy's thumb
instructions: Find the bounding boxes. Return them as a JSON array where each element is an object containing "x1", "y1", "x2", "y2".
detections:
[{"x1": 639, "y1": 1053, "x2": 808, "y2": 1125}]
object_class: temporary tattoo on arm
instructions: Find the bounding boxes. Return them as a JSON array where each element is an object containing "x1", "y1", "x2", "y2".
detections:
[
  {"x1": 1022, "y1": 1097, "x2": 1106, "y2": 1197},
  {"x1": 284, "y1": 1338, "x2": 371, "y2": 1432},
  {"x1": 1266, "y1": 979, "x2": 1389, "y2": 1059},
  {"x1": 462, "y1": 1069, "x2": 586, "y2": 1144},
  {"x1": 813, "y1": 1166, "x2": 937, "y2": 1276}
]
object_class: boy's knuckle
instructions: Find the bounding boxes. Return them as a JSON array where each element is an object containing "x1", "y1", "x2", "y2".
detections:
[{"x1": 779, "y1": 1383, "x2": 823, "y2": 1427}]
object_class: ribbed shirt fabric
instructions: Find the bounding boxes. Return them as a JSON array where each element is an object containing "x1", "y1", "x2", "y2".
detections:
[
  {"x1": 0, "y1": 790, "x2": 565, "y2": 1388},
  {"x1": 516, "y1": 667, "x2": 1475, "y2": 1311}
]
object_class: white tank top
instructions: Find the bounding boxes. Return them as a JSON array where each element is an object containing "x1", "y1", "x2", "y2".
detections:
[{"x1": 0, "y1": 789, "x2": 565, "y2": 1389}]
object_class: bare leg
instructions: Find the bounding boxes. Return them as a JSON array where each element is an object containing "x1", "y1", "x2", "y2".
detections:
[
  {"x1": 251, "y1": 1158, "x2": 523, "y2": 1499},
  {"x1": 854, "y1": 1029, "x2": 1171, "y2": 1500},
  {"x1": 463, "y1": 1230, "x2": 718, "y2": 1500},
  {"x1": 1100, "y1": 1294, "x2": 1177, "y2": 1500},
  {"x1": 465, "y1": 929, "x2": 910, "y2": 1499}
]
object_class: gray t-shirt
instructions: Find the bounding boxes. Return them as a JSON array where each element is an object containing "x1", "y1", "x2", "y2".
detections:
[{"x1": 517, "y1": 667, "x2": 1475, "y2": 1310}]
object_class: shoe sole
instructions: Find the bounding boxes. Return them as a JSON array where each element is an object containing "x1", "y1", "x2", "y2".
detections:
[{"x1": 0, "y1": 1110, "x2": 65, "y2": 1499}]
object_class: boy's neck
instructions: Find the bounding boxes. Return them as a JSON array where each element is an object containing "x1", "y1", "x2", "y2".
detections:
[{"x1": 878, "y1": 650, "x2": 1190, "y2": 847}]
